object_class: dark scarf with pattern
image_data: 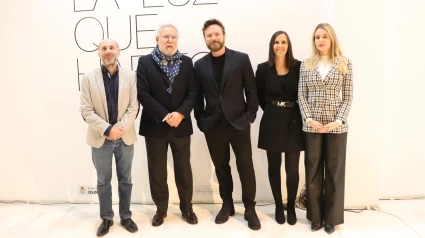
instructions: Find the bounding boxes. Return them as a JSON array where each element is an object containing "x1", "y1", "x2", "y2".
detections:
[{"x1": 151, "y1": 46, "x2": 182, "y2": 94}]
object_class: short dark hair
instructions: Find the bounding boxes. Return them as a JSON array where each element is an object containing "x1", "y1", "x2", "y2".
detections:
[
  {"x1": 268, "y1": 31, "x2": 297, "y2": 68},
  {"x1": 202, "y1": 19, "x2": 225, "y2": 36}
]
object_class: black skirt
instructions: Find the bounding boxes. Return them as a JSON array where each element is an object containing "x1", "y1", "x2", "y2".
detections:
[{"x1": 258, "y1": 103, "x2": 304, "y2": 152}]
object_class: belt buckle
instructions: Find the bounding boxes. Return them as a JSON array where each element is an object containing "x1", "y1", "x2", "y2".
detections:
[{"x1": 277, "y1": 101, "x2": 286, "y2": 107}]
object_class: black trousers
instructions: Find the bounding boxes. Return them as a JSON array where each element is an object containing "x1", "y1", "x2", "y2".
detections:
[
  {"x1": 304, "y1": 132, "x2": 348, "y2": 225},
  {"x1": 204, "y1": 126, "x2": 256, "y2": 208},
  {"x1": 145, "y1": 129, "x2": 193, "y2": 213},
  {"x1": 266, "y1": 151, "x2": 300, "y2": 207}
]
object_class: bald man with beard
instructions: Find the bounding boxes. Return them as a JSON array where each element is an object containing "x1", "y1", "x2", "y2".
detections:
[{"x1": 80, "y1": 38, "x2": 139, "y2": 237}]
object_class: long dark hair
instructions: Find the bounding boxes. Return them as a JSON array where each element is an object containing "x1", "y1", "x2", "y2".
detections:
[{"x1": 267, "y1": 31, "x2": 297, "y2": 68}]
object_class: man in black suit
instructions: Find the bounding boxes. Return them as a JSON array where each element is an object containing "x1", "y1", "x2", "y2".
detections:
[
  {"x1": 137, "y1": 24, "x2": 198, "y2": 227},
  {"x1": 194, "y1": 19, "x2": 261, "y2": 230}
]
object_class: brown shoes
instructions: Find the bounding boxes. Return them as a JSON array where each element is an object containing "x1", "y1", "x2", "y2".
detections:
[
  {"x1": 152, "y1": 211, "x2": 167, "y2": 227},
  {"x1": 182, "y1": 211, "x2": 198, "y2": 224}
]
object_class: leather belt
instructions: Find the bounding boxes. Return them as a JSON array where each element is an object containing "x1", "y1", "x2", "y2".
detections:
[{"x1": 269, "y1": 101, "x2": 297, "y2": 107}]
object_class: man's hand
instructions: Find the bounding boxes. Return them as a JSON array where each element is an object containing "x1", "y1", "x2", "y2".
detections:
[
  {"x1": 166, "y1": 112, "x2": 184, "y2": 127},
  {"x1": 106, "y1": 127, "x2": 124, "y2": 140}
]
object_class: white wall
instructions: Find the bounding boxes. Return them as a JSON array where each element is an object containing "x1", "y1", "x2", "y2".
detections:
[
  {"x1": 333, "y1": 0, "x2": 385, "y2": 207},
  {"x1": 8, "y1": 0, "x2": 423, "y2": 207},
  {"x1": 379, "y1": 0, "x2": 425, "y2": 198}
]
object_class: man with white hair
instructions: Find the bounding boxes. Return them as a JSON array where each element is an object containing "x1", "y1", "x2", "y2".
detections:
[
  {"x1": 137, "y1": 24, "x2": 198, "y2": 226},
  {"x1": 80, "y1": 38, "x2": 139, "y2": 236}
]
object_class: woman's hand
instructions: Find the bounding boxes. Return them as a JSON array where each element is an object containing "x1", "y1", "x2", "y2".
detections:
[
  {"x1": 323, "y1": 122, "x2": 340, "y2": 133},
  {"x1": 309, "y1": 120, "x2": 326, "y2": 133}
]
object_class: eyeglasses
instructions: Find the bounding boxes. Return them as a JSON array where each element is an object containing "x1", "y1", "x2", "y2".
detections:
[{"x1": 160, "y1": 35, "x2": 178, "y2": 41}]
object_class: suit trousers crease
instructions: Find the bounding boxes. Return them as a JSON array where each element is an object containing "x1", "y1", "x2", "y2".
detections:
[
  {"x1": 145, "y1": 129, "x2": 193, "y2": 213},
  {"x1": 266, "y1": 151, "x2": 300, "y2": 206},
  {"x1": 304, "y1": 132, "x2": 347, "y2": 225},
  {"x1": 205, "y1": 127, "x2": 256, "y2": 208}
]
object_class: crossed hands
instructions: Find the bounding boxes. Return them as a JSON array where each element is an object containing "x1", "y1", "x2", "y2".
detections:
[
  {"x1": 309, "y1": 120, "x2": 340, "y2": 133},
  {"x1": 166, "y1": 112, "x2": 184, "y2": 127},
  {"x1": 105, "y1": 127, "x2": 125, "y2": 140}
]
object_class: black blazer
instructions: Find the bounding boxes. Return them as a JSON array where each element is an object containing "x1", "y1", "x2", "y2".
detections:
[
  {"x1": 256, "y1": 61, "x2": 304, "y2": 152},
  {"x1": 137, "y1": 54, "x2": 197, "y2": 138},
  {"x1": 194, "y1": 48, "x2": 258, "y2": 132}
]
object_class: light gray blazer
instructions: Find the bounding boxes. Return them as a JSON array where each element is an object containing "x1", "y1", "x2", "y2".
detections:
[{"x1": 80, "y1": 66, "x2": 138, "y2": 148}]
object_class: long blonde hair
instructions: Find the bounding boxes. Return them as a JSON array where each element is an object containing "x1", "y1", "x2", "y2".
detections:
[{"x1": 305, "y1": 23, "x2": 348, "y2": 73}]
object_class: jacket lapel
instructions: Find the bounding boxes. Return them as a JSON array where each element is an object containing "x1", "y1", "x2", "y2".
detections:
[
  {"x1": 205, "y1": 54, "x2": 220, "y2": 93},
  {"x1": 313, "y1": 65, "x2": 324, "y2": 86},
  {"x1": 95, "y1": 68, "x2": 109, "y2": 122},
  {"x1": 118, "y1": 67, "x2": 124, "y2": 114},
  {"x1": 325, "y1": 59, "x2": 338, "y2": 80},
  {"x1": 268, "y1": 66, "x2": 286, "y2": 94},
  {"x1": 151, "y1": 56, "x2": 170, "y2": 86},
  {"x1": 314, "y1": 58, "x2": 339, "y2": 82},
  {"x1": 220, "y1": 48, "x2": 233, "y2": 92}
]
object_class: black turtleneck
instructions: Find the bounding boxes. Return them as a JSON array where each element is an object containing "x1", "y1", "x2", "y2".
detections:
[{"x1": 212, "y1": 52, "x2": 225, "y2": 88}]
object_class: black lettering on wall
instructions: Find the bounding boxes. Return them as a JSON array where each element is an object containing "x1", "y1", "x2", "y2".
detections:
[
  {"x1": 73, "y1": 0, "x2": 120, "y2": 12},
  {"x1": 75, "y1": 17, "x2": 105, "y2": 52},
  {"x1": 106, "y1": 16, "x2": 132, "y2": 50},
  {"x1": 143, "y1": 0, "x2": 164, "y2": 8},
  {"x1": 77, "y1": 59, "x2": 83, "y2": 91},
  {"x1": 135, "y1": 14, "x2": 157, "y2": 49},
  {"x1": 192, "y1": 52, "x2": 208, "y2": 61},
  {"x1": 193, "y1": 0, "x2": 218, "y2": 5},
  {"x1": 131, "y1": 55, "x2": 143, "y2": 71},
  {"x1": 168, "y1": 0, "x2": 190, "y2": 7}
]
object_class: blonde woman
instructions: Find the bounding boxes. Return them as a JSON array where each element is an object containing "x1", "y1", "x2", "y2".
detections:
[{"x1": 298, "y1": 23, "x2": 353, "y2": 234}]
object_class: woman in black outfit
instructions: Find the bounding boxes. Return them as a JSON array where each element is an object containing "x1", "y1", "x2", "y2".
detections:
[{"x1": 255, "y1": 31, "x2": 304, "y2": 225}]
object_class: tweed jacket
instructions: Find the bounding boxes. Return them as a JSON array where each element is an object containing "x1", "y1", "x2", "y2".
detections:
[{"x1": 298, "y1": 57, "x2": 353, "y2": 134}]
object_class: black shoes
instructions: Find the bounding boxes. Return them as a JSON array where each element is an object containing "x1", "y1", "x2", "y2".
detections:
[
  {"x1": 152, "y1": 211, "x2": 167, "y2": 227},
  {"x1": 325, "y1": 224, "x2": 335, "y2": 234},
  {"x1": 275, "y1": 204, "x2": 285, "y2": 224},
  {"x1": 244, "y1": 208, "x2": 261, "y2": 230},
  {"x1": 311, "y1": 221, "x2": 335, "y2": 234},
  {"x1": 182, "y1": 211, "x2": 198, "y2": 225},
  {"x1": 311, "y1": 222, "x2": 324, "y2": 231},
  {"x1": 286, "y1": 207, "x2": 297, "y2": 225},
  {"x1": 96, "y1": 219, "x2": 113, "y2": 237},
  {"x1": 120, "y1": 218, "x2": 138, "y2": 233},
  {"x1": 216, "y1": 203, "x2": 261, "y2": 230},
  {"x1": 215, "y1": 203, "x2": 235, "y2": 224}
]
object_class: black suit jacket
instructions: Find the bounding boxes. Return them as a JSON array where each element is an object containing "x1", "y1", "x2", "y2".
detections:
[
  {"x1": 194, "y1": 48, "x2": 258, "y2": 132},
  {"x1": 137, "y1": 54, "x2": 197, "y2": 138}
]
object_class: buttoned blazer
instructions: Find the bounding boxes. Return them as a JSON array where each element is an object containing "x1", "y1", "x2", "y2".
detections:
[
  {"x1": 194, "y1": 48, "x2": 259, "y2": 132},
  {"x1": 136, "y1": 54, "x2": 196, "y2": 138},
  {"x1": 298, "y1": 57, "x2": 353, "y2": 133},
  {"x1": 80, "y1": 67, "x2": 139, "y2": 148}
]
